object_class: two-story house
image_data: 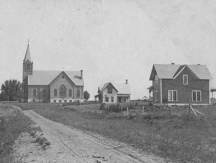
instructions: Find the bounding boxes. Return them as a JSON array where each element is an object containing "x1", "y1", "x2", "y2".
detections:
[
  {"x1": 149, "y1": 64, "x2": 213, "y2": 105},
  {"x1": 95, "y1": 80, "x2": 131, "y2": 103}
]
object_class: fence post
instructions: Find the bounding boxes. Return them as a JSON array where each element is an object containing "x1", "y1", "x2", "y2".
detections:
[{"x1": 127, "y1": 107, "x2": 129, "y2": 116}]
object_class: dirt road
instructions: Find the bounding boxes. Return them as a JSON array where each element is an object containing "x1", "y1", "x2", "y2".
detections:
[{"x1": 14, "y1": 109, "x2": 166, "y2": 163}]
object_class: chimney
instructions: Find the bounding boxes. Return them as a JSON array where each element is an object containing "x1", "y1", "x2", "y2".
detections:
[
  {"x1": 126, "y1": 79, "x2": 128, "y2": 84},
  {"x1": 81, "y1": 70, "x2": 83, "y2": 80},
  {"x1": 171, "y1": 63, "x2": 175, "y2": 65}
]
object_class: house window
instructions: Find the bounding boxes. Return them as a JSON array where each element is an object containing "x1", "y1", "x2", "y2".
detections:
[
  {"x1": 192, "y1": 90, "x2": 201, "y2": 102},
  {"x1": 105, "y1": 97, "x2": 109, "y2": 102},
  {"x1": 77, "y1": 89, "x2": 80, "y2": 98},
  {"x1": 154, "y1": 75, "x2": 158, "y2": 85},
  {"x1": 69, "y1": 100, "x2": 72, "y2": 103},
  {"x1": 54, "y1": 89, "x2": 57, "y2": 97},
  {"x1": 168, "y1": 90, "x2": 177, "y2": 101},
  {"x1": 155, "y1": 90, "x2": 159, "y2": 101},
  {"x1": 183, "y1": 75, "x2": 188, "y2": 85},
  {"x1": 60, "y1": 85, "x2": 66, "y2": 97},
  {"x1": 64, "y1": 100, "x2": 67, "y2": 103},
  {"x1": 59, "y1": 100, "x2": 61, "y2": 103},
  {"x1": 43, "y1": 89, "x2": 46, "y2": 97},
  {"x1": 69, "y1": 89, "x2": 72, "y2": 97},
  {"x1": 54, "y1": 100, "x2": 56, "y2": 103},
  {"x1": 111, "y1": 97, "x2": 114, "y2": 102},
  {"x1": 108, "y1": 86, "x2": 112, "y2": 94},
  {"x1": 33, "y1": 89, "x2": 36, "y2": 97}
]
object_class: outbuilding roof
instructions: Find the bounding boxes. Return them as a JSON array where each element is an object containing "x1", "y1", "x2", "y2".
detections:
[
  {"x1": 150, "y1": 64, "x2": 213, "y2": 80},
  {"x1": 28, "y1": 70, "x2": 84, "y2": 86}
]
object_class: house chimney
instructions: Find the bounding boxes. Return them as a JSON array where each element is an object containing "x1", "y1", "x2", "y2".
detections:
[
  {"x1": 81, "y1": 70, "x2": 83, "y2": 80},
  {"x1": 171, "y1": 63, "x2": 175, "y2": 65},
  {"x1": 126, "y1": 79, "x2": 128, "y2": 84}
]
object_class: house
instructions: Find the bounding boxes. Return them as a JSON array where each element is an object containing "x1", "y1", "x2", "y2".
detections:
[
  {"x1": 22, "y1": 43, "x2": 84, "y2": 103},
  {"x1": 95, "y1": 80, "x2": 131, "y2": 103},
  {"x1": 149, "y1": 63, "x2": 213, "y2": 105}
]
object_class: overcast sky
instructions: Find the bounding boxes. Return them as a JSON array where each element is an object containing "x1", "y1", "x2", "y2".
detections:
[{"x1": 0, "y1": 0, "x2": 216, "y2": 100}]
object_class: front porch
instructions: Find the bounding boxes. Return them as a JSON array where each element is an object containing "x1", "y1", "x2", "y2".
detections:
[{"x1": 117, "y1": 94, "x2": 130, "y2": 103}]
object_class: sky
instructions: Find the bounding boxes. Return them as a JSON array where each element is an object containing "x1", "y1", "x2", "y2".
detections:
[{"x1": 0, "y1": 0, "x2": 216, "y2": 100}]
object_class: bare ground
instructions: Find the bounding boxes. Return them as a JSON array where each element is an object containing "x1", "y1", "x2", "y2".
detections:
[{"x1": 12, "y1": 108, "x2": 166, "y2": 163}]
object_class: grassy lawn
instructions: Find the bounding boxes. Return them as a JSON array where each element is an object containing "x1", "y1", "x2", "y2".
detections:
[
  {"x1": 14, "y1": 103, "x2": 216, "y2": 162},
  {"x1": 0, "y1": 105, "x2": 39, "y2": 163}
]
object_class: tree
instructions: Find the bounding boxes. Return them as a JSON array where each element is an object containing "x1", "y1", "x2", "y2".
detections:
[
  {"x1": 84, "y1": 90, "x2": 90, "y2": 100},
  {"x1": 0, "y1": 79, "x2": 22, "y2": 101}
]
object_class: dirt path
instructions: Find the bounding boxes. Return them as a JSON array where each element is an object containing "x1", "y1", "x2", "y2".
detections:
[{"x1": 15, "y1": 109, "x2": 166, "y2": 163}]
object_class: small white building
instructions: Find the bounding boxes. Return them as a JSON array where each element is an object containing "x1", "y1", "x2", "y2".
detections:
[{"x1": 95, "y1": 80, "x2": 131, "y2": 103}]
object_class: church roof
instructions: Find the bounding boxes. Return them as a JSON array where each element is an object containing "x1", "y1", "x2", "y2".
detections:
[
  {"x1": 24, "y1": 44, "x2": 31, "y2": 62},
  {"x1": 28, "y1": 70, "x2": 84, "y2": 86}
]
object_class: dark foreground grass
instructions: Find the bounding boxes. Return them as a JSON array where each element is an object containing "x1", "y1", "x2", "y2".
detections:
[
  {"x1": 0, "y1": 105, "x2": 39, "y2": 163},
  {"x1": 14, "y1": 103, "x2": 216, "y2": 162}
]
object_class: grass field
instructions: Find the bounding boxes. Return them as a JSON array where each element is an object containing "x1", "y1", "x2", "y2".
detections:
[
  {"x1": 13, "y1": 103, "x2": 216, "y2": 162},
  {"x1": 0, "y1": 105, "x2": 39, "y2": 163}
]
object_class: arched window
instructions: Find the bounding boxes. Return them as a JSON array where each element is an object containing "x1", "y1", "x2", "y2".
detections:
[
  {"x1": 77, "y1": 89, "x2": 80, "y2": 98},
  {"x1": 54, "y1": 89, "x2": 57, "y2": 97},
  {"x1": 33, "y1": 89, "x2": 36, "y2": 97},
  {"x1": 60, "y1": 85, "x2": 66, "y2": 97},
  {"x1": 69, "y1": 89, "x2": 72, "y2": 97},
  {"x1": 43, "y1": 89, "x2": 46, "y2": 97}
]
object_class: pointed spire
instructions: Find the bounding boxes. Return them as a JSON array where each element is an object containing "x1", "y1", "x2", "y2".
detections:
[{"x1": 24, "y1": 40, "x2": 31, "y2": 62}]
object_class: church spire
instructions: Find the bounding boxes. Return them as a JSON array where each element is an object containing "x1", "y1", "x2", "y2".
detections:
[{"x1": 23, "y1": 40, "x2": 31, "y2": 62}]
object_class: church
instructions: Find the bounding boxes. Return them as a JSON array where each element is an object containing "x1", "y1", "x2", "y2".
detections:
[{"x1": 22, "y1": 43, "x2": 84, "y2": 103}]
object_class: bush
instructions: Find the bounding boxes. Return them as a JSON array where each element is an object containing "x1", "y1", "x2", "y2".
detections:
[{"x1": 107, "y1": 104, "x2": 121, "y2": 112}]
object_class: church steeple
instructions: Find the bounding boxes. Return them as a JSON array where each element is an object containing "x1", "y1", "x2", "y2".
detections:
[
  {"x1": 23, "y1": 40, "x2": 31, "y2": 62},
  {"x1": 23, "y1": 41, "x2": 33, "y2": 81}
]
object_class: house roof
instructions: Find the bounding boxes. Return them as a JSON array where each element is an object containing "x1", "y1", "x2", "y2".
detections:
[
  {"x1": 24, "y1": 44, "x2": 31, "y2": 62},
  {"x1": 99, "y1": 82, "x2": 131, "y2": 95},
  {"x1": 150, "y1": 64, "x2": 213, "y2": 80},
  {"x1": 187, "y1": 65, "x2": 213, "y2": 80},
  {"x1": 114, "y1": 83, "x2": 131, "y2": 94},
  {"x1": 100, "y1": 83, "x2": 118, "y2": 92},
  {"x1": 28, "y1": 70, "x2": 84, "y2": 86}
]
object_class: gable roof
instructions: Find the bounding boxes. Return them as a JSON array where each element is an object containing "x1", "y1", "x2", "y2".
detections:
[
  {"x1": 28, "y1": 70, "x2": 84, "y2": 86},
  {"x1": 99, "y1": 82, "x2": 131, "y2": 95},
  {"x1": 150, "y1": 64, "x2": 213, "y2": 80},
  {"x1": 24, "y1": 44, "x2": 31, "y2": 62},
  {"x1": 187, "y1": 65, "x2": 213, "y2": 80},
  {"x1": 100, "y1": 82, "x2": 118, "y2": 92}
]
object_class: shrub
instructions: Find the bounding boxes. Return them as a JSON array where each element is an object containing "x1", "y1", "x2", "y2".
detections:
[{"x1": 107, "y1": 104, "x2": 121, "y2": 112}]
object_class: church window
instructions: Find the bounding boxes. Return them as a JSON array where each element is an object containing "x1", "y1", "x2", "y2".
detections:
[
  {"x1": 43, "y1": 89, "x2": 46, "y2": 97},
  {"x1": 69, "y1": 89, "x2": 72, "y2": 97},
  {"x1": 33, "y1": 89, "x2": 36, "y2": 97},
  {"x1": 54, "y1": 89, "x2": 57, "y2": 97},
  {"x1": 77, "y1": 89, "x2": 80, "y2": 98},
  {"x1": 60, "y1": 85, "x2": 66, "y2": 97}
]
